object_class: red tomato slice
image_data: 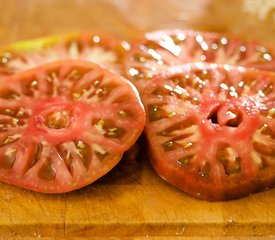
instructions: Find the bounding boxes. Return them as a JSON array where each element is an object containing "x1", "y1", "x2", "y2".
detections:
[
  {"x1": 0, "y1": 60, "x2": 145, "y2": 193},
  {"x1": 142, "y1": 63, "x2": 275, "y2": 201},
  {"x1": 0, "y1": 33, "x2": 130, "y2": 79},
  {"x1": 124, "y1": 29, "x2": 275, "y2": 91}
]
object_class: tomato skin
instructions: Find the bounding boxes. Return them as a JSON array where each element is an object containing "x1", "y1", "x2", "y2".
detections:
[
  {"x1": 142, "y1": 63, "x2": 275, "y2": 201},
  {"x1": 0, "y1": 60, "x2": 145, "y2": 193}
]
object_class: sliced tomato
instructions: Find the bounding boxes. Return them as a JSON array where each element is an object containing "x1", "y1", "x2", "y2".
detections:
[
  {"x1": 142, "y1": 63, "x2": 275, "y2": 201},
  {"x1": 0, "y1": 60, "x2": 145, "y2": 193},
  {"x1": 124, "y1": 29, "x2": 275, "y2": 91},
  {"x1": 0, "y1": 33, "x2": 130, "y2": 79}
]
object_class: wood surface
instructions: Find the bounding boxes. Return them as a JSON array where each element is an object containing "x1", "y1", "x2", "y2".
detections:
[{"x1": 0, "y1": 0, "x2": 275, "y2": 239}]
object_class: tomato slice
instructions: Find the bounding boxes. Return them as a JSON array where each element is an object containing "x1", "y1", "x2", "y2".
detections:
[
  {"x1": 142, "y1": 63, "x2": 275, "y2": 201},
  {"x1": 0, "y1": 33, "x2": 130, "y2": 79},
  {"x1": 124, "y1": 29, "x2": 275, "y2": 91},
  {"x1": 0, "y1": 60, "x2": 145, "y2": 193}
]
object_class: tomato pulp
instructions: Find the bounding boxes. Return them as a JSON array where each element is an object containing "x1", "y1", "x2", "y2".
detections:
[
  {"x1": 0, "y1": 60, "x2": 145, "y2": 193},
  {"x1": 142, "y1": 63, "x2": 275, "y2": 201},
  {"x1": 0, "y1": 33, "x2": 130, "y2": 79},
  {"x1": 124, "y1": 30, "x2": 275, "y2": 92}
]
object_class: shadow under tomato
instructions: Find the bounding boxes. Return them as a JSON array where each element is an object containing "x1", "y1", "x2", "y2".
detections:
[{"x1": 93, "y1": 137, "x2": 146, "y2": 186}]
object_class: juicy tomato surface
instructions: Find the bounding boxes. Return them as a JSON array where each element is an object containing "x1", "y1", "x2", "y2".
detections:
[
  {"x1": 0, "y1": 33, "x2": 130, "y2": 79},
  {"x1": 142, "y1": 63, "x2": 275, "y2": 201},
  {"x1": 0, "y1": 60, "x2": 145, "y2": 193},
  {"x1": 124, "y1": 29, "x2": 275, "y2": 92}
]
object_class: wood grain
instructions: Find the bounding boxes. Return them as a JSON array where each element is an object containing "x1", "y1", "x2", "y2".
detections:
[{"x1": 0, "y1": 0, "x2": 275, "y2": 238}]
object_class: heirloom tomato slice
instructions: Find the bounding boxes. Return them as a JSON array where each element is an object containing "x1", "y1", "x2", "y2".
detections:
[
  {"x1": 0, "y1": 60, "x2": 145, "y2": 193},
  {"x1": 0, "y1": 33, "x2": 130, "y2": 79},
  {"x1": 124, "y1": 29, "x2": 275, "y2": 91},
  {"x1": 142, "y1": 63, "x2": 275, "y2": 201}
]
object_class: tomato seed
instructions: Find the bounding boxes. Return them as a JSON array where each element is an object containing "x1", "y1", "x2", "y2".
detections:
[
  {"x1": 16, "y1": 108, "x2": 29, "y2": 118},
  {"x1": 75, "y1": 140, "x2": 91, "y2": 170},
  {"x1": 167, "y1": 112, "x2": 176, "y2": 118},
  {"x1": 148, "y1": 105, "x2": 165, "y2": 122},
  {"x1": 183, "y1": 142, "x2": 193, "y2": 149},
  {"x1": 251, "y1": 151, "x2": 270, "y2": 170},
  {"x1": 67, "y1": 69, "x2": 82, "y2": 80},
  {"x1": 0, "y1": 90, "x2": 20, "y2": 99},
  {"x1": 162, "y1": 141, "x2": 176, "y2": 152},
  {"x1": 262, "y1": 84, "x2": 273, "y2": 95},
  {"x1": 259, "y1": 124, "x2": 275, "y2": 139},
  {"x1": 118, "y1": 110, "x2": 127, "y2": 117},
  {"x1": 106, "y1": 127, "x2": 125, "y2": 138},
  {"x1": 1, "y1": 134, "x2": 21, "y2": 146},
  {"x1": 92, "y1": 143, "x2": 107, "y2": 155},
  {"x1": 254, "y1": 141, "x2": 275, "y2": 156},
  {"x1": 199, "y1": 162, "x2": 210, "y2": 177},
  {"x1": 225, "y1": 110, "x2": 242, "y2": 127},
  {"x1": 72, "y1": 92, "x2": 81, "y2": 99},
  {"x1": 93, "y1": 79, "x2": 101, "y2": 86},
  {"x1": 268, "y1": 108, "x2": 275, "y2": 119}
]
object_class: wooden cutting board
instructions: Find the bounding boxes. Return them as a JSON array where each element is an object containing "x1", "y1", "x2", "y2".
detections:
[
  {"x1": 0, "y1": 154, "x2": 275, "y2": 238},
  {"x1": 0, "y1": 0, "x2": 275, "y2": 238}
]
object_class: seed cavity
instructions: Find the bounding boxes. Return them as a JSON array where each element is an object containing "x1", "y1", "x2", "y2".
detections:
[
  {"x1": 56, "y1": 143, "x2": 73, "y2": 175},
  {"x1": 162, "y1": 141, "x2": 176, "y2": 152},
  {"x1": 148, "y1": 104, "x2": 165, "y2": 122},
  {"x1": 207, "y1": 106, "x2": 242, "y2": 127},
  {"x1": 253, "y1": 141, "x2": 275, "y2": 156},
  {"x1": 22, "y1": 79, "x2": 39, "y2": 97},
  {"x1": 67, "y1": 69, "x2": 84, "y2": 80},
  {"x1": 262, "y1": 83, "x2": 273, "y2": 96},
  {"x1": 268, "y1": 108, "x2": 275, "y2": 119},
  {"x1": 38, "y1": 157, "x2": 56, "y2": 181},
  {"x1": 0, "y1": 89, "x2": 20, "y2": 99},
  {"x1": 251, "y1": 151, "x2": 271, "y2": 170},
  {"x1": 46, "y1": 111, "x2": 71, "y2": 129},
  {"x1": 0, "y1": 147, "x2": 17, "y2": 168},
  {"x1": 0, "y1": 134, "x2": 21, "y2": 147},
  {"x1": 93, "y1": 118, "x2": 126, "y2": 139},
  {"x1": 177, "y1": 155, "x2": 193, "y2": 166},
  {"x1": 0, "y1": 118, "x2": 21, "y2": 132},
  {"x1": 75, "y1": 140, "x2": 91, "y2": 170},
  {"x1": 158, "y1": 117, "x2": 197, "y2": 137},
  {"x1": 259, "y1": 124, "x2": 275, "y2": 139},
  {"x1": 217, "y1": 145, "x2": 241, "y2": 175},
  {"x1": 199, "y1": 162, "x2": 211, "y2": 177},
  {"x1": 92, "y1": 143, "x2": 109, "y2": 161},
  {"x1": 30, "y1": 143, "x2": 43, "y2": 168}
]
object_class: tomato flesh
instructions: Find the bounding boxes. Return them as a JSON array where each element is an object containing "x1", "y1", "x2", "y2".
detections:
[
  {"x1": 142, "y1": 63, "x2": 275, "y2": 201},
  {"x1": 0, "y1": 60, "x2": 145, "y2": 193},
  {"x1": 124, "y1": 30, "x2": 275, "y2": 91},
  {"x1": 0, "y1": 33, "x2": 130, "y2": 79}
]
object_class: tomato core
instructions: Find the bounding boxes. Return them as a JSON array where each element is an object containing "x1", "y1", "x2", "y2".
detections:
[{"x1": 45, "y1": 111, "x2": 71, "y2": 129}]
